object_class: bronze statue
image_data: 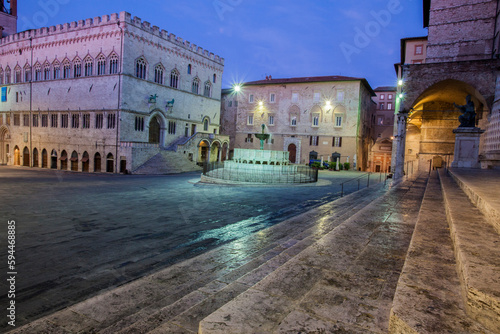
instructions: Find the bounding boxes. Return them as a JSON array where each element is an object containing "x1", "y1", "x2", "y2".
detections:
[{"x1": 453, "y1": 95, "x2": 476, "y2": 127}]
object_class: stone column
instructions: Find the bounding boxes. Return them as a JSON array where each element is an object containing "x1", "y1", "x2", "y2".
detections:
[
  {"x1": 451, "y1": 127, "x2": 484, "y2": 168},
  {"x1": 393, "y1": 110, "x2": 408, "y2": 181}
]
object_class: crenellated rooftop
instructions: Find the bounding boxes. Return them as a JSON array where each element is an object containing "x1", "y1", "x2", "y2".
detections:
[{"x1": 0, "y1": 11, "x2": 224, "y2": 65}]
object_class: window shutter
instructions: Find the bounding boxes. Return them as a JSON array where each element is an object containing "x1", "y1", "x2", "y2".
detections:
[
  {"x1": 310, "y1": 136, "x2": 313, "y2": 146},
  {"x1": 332, "y1": 137, "x2": 335, "y2": 147},
  {"x1": 339, "y1": 137, "x2": 342, "y2": 147}
]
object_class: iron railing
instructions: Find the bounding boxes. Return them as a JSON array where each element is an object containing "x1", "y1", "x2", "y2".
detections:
[
  {"x1": 339, "y1": 172, "x2": 389, "y2": 197},
  {"x1": 203, "y1": 162, "x2": 318, "y2": 184}
]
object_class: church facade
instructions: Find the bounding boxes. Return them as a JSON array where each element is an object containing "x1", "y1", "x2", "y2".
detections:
[{"x1": 0, "y1": 9, "x2": 228, "y2": 173}]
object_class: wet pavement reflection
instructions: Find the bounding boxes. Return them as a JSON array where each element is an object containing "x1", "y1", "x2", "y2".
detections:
[{"x1": 0, "y1": 167, "x2": 387, "y2": 329}]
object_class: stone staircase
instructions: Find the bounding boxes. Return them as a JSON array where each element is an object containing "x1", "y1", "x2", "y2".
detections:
[
  {"x1": 389, "y1": 170, "x2": 499, "y2": 334},
  {"x1": 10, "y1": 180, "x2": 395, "y2": 334},
  {"x1": 9, "y1": 170, "x2": 500, "y2": 333},
  {"x1": 133, "y1": 150, "x2": 202, "y2": 175}
]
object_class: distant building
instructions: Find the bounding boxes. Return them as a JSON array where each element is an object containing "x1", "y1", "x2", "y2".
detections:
[
  {"x1": 395, "y1": 0, "x2": 500, "y2": 172},
  {"x1": 0, "y1": 0, "x2": 16, "y2": 37},
  {"x1": 0, "y1": 10, "x2": 228, "y2": 173},
  {"x1": 221, "y1": 76, "x2": 375, "y2": 170},
  {"x1": 368, "y1": 86, "x2": 396, "y2": 173}
]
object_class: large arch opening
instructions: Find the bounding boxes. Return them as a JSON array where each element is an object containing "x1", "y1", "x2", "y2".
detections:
[
  {"x1": 211, "y1": 141, "x2": 221, "y2": 162},
  {"x1": 406, "y1": 79, "x2": 489, "y2": 172},
  {"x1": 149, "y1": 115, "x2": 162, "y2": 144},
  {"x1": 23, "y1": 146, "x2": 30, "y2": 166}
]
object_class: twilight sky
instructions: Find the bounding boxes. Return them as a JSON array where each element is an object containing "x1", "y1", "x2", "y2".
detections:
[{"x1": 17, "y1": 0, "x2": 428, "y2": 90}]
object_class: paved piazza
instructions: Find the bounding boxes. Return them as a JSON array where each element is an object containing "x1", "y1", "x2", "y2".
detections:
[{"x1": 0, "y1": 166, "x2": 387, "y2": 329}]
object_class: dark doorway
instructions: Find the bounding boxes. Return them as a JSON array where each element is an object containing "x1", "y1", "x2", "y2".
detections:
[
  {"x1": 82, "y1": 152, "x2": 89, "y2": 172},
  {"x1": 376, "y1": 165, "x2": 381, "y2": 172},
  {"x1": 60, "y1": 150, "x2": 68, "y2": 170},
  {"x1": 106, "y1": 153, "x2": 114, "y2": 173},
  {"x1": 70, "y1": 151, "x2": 78, "y2": 171},
  {"x1": 288, "y1": 144, "x2": 296, "y2": 164},
  {"x1": 42, "y1": 149, "x2": 48, "y2": 168},
  {"x1": 191, "y1": 124, "x2": 196, "y2": 136},
  {"x1": 33, "y1": 148, "x2": 39, "y2": 167},
  {"x1": 120, "y1": 159, "x2": 127, "y2": 173},
  {"x1": 51, "y1": 150, "x2": 57, "y2": 169}
]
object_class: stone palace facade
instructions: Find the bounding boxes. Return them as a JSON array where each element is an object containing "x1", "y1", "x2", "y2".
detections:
[{"x1": 0, "y1": 10, "x2": 228, "y2": 173}]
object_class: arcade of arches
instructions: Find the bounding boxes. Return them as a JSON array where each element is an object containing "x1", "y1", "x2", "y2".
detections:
[{"x1": 197, "y1": 140, "x2": 229, "y2": 164}]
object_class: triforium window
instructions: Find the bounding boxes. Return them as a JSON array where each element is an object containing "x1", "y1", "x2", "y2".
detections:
[
  {"x1": 24, "y1": 65, "x2": 31, "y2": 82},
  {"x1": 51, "y1": 114, "x2": 58, "y2": 128},
  {"x1": 154, "y1": 64, "x2": 164, "y2": 84},
  {"x1": 34, "y1": 64, "x2": 42, "y2": 81},
  {"x1": 97, "y1": 55, "x2": 106, "y2": 75},
  {"x1": 168, "y1": 121, "x2": 176, "y2": 134},
  {"x1": 15, "y1": 67, "x2": 21, "y2": 83},
  {"x1": 73, "y1": 59, "x2": 82, "y2": 78},
  {"x1": 170, "y1": 69, "x2": 179, "y2": 88},
  {"x1": 71, "y1": 114, "x2": 79, "y2": 128},
  {"x1": 61, "y1": 114, "x2": 69, "y2": 128},
  {"x1": 107, "y1": 113, "x2": 116, "y2": 129},
  {"x1": 192, "y1": 78, "x2": 200, "y2": 94},
  {"x1": 136, "y1": 57, "x2": 147, "y2": 79},
  {"x1": 135, "y1": 116, "x2": 144, "y2": 131},
  {"x1": 83, "y1": 114, "x2": 90, "y2": 129},
  {"x1": 84, "y1": 57, "x2": 93, "y2": 76},
  {"x1": 204, "y1": 81, "x2": 211, "y2": 97},
  {"x1": 109, "y1": 54, "x2": 119, "y2": 74},
  {"x1": 95, "y1": 113, "x2": 104, "y2": 129}
]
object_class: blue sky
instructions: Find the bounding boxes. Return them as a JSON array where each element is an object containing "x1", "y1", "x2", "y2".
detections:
[{"x1": 17, "y1": 0, "x2": 427, "y2": 89}]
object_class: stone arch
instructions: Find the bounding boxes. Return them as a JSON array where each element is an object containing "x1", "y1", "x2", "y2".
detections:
[
  {"x1": 23, "y1": 146, "x2": 30, "y2": 166},
  {"x1": 310, "y1": 105, "x2": 322, "y2": 124},
  {"x1": 221, "y1": 142, "x2": 229, "y2": 162},
  {"x1": 0, "y1": 126, "x2": 10, "y2": 165},
  {"x1": 211, "y1": 140, "x2": 222, "y2": 162}
]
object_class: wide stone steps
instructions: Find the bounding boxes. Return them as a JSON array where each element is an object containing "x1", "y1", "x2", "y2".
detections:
[
  {"x1": 439, "y1": 170, "x2": 500, "y2": 333},
  {"x1": 9, "y1": 179, "x2": 390, "y2": 333},
  {"x1": 199, "y1": 175, "x2": 428, "y2": 333},
  {"x1": 133, "y1": 150, "x2": 202, "y2": 175},
  {"x1": 389, "y1": 171, "x2": 494, "y2": 333}
]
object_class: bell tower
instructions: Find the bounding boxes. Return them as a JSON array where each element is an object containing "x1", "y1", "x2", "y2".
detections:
[{"x1": 0, "y1": 0, "x2": 17, "y2": 37}]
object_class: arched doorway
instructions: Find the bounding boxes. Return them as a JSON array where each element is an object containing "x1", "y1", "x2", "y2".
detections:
[
  {"x1": 23, "y1": 147, "x2": 30, "y2": 166},
  {"x1": 198, "y1": 140, "x2": 210, "y2": 165},
  {"x1": 149, "y1": 115, "x2": 161, "y2": 144},
  {"x1": 60, "y1": 150, "x2": 68, "y2": 170},
  {"x1": 0, "y1": 127, "x2": 10, "y2": 165},
  {"x1": 41, "y1": 149, "x2": 48, "y2": 168},
  {"x1": 70, "y1": 151, "x2": 78, "y2": 171},
  {"x1": 106, "y1": 153, "x2": 114, "y2": 173},
  {"x1": 82, "y1": 151, "x2": 89, "y2": 172},
  {"x1": 33, "y1": 148, "x2": 39, "y2": 167},
  {"x1": 14, "y1": 146, "x2": 20, "y2": 166},
  {"x1": 288, "y1": 144, "x2": 297, "y2": 164},
  {"x1": 94, "y1": 152, "x2": 101, "y2": 172},
  {"x1": 50, "y1": 150, "x2": 57, "y2": 169}
]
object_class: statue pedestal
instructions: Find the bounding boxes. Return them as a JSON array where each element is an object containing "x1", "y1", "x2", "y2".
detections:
[{"x1": 451, "y1": 127, "x2": 484, "y2": 168}]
